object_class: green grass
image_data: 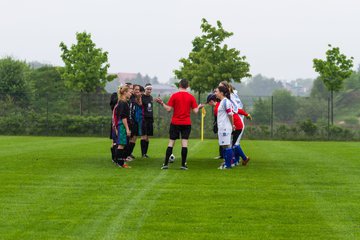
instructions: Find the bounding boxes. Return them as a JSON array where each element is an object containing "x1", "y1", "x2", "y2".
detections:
[{"x1": 1, "y1": 136, "x2": 360, "y2": 239}]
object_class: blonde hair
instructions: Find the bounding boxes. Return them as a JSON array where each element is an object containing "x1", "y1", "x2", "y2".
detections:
[{"x1": 117, "y1": 85, "x2": 129, "y2": 101}]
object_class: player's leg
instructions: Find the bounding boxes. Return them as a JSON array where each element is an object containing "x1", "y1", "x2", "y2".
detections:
[
  {"x1": 162, "y1": 124, "x2": 178, "y2": 169},
  {"x1": 218, "y1": 131, "x2": 232, "y2": 169},
  {"x1": 179, "y1": 125, "x2": 191, "y2": 169},
  {"x1": 116, "y1": 123, "x2": 130, "y2": 168}
]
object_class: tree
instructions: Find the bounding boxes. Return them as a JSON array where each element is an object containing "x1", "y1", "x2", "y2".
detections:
[
  {"x1": 310, "y1": 77, "x2": 328, "y2": 100},
  {"x1": 273, "y1": 89, "x2": 298, "y2": 122},
  {"x1": 59, "y1": 32, "x2": 116, "y2": 93},
  {"x1": 0, "y1": 57, "x2": 31, "y2": 104},
  {"x1": 28, "y1": 66, "x2": 66, "y2": 95},
  {"x1": 174, "y1": 18, "x2": 251, "y2": 98},
  {"x1": 313, "y1": 44, "x2": 354, "y2": 125},
  {"x1": 252, "y1": 97, "x2": 271, "y2": 125},
  {"x1": 246, "y1": 74, "x2": 284, "y2": 96},
  {"x1": 344, "y1": 66, "x2": 360, "y2": 90}
]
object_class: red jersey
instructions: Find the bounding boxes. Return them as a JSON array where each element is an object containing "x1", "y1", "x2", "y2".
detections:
[
  {"x1": 214, "y1": 102, "x2": 220, "y2": 116},
  {"x1": 167, "y1": 91, "x2": 198, "y2": 125},
  {"x1": 233, "y1": 108, "x2": 250, "y2": 130}
]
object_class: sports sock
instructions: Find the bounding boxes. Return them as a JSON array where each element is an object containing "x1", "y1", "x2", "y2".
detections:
[
  {"x1": 145, "y1": 141, "x2": 149, "y2": 154},
  {"x1": 224, "y1": 148, "x2": 233, "y2": 168},
  {"x1": 111, "y1": 146, "x2": 115, "y2": 161},
  {"x1": 164, "y1": 146, "x2": 173, "y2": 165},
  {"x1": 140, "y1": 140, "x2": 146, "y2": 155},
  {"x1": 219, "y1": 146, "x2": 224, "y2": 158},
  {"x1": 116, "y1": 148, "x2": 125, "y2": 166},
  {"x1": 233, "y1": 145, "x2": 240, "y2": 164},
  {"x1": 181, "y1": 147, "x2": 188, "y2": 167},
  {"x1": 236, "y1": 145, "x2": 247, "y2": 161},
  {"x1": 129, "y1": 142, "x2": 135, "y2": 156}
]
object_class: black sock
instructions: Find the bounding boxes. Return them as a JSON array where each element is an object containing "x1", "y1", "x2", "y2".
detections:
[
  {"x1": 145, "y1": 141, "x2": 149, "y2": 154},
  {"x1": 116, "y1": 148, "x2": 125, "y2": 166},
  {"x1": 164, "y1": 147, "x2": 173, "y2": 165},
  {"x1": 181, "y1": 147, "x2": 188, "y2": 167},
  {"x1": 140, "y1": 140, "x2": 146, "y2": 155},
  {"x1": 219, "y1": 146, "x2": 224, "y2": 158},
  {"x1": 129, "y1": 142, "x2": 135, "y2": 156},
  {"x1": 111, "y1": 147, "x2": 115, "y2": 160}
]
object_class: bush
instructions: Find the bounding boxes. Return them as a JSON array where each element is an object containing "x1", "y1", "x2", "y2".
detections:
[
  {"x1": 0, "y1": 113, "x2": 110, "y2": 136},
  {"x1": 298, "y1": 119, "x2": 318, "y2": 136},
  {"x1": 343, "y1": 117, "x2": 359, "y2": 126}
]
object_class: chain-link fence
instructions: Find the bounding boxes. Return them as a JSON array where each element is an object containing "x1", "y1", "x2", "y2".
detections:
[{"x1": 1, "y1": 92, "x2": 359, "y2": 140}]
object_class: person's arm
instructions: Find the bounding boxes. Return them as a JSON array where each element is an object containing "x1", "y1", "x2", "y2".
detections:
[
  {"x1": 225, "y1": 100, "x2": 235, "y2": 130},
  {"x1": 155, "y1": 97, "x2": 173, "y2": 112},
  {"x1": 192, "y1": 103, "x2": 204, "y2": 114},
  {"x1": 237, "y1": 109, "x2": 252, "y2": 120},
  {"x1": 228, "y1": 114, "x2": 235, "y2": 130}
]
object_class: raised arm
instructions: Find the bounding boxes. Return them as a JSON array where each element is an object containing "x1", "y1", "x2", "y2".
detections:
[{"x1": 155, "y1": 97, "x2": 173, "y2": 112}]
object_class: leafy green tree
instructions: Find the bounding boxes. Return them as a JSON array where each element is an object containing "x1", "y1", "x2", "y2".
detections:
[
  {"x1": 28, "y1": 66, "x2": 66, "y2": 95},
  {"x1": 313, "y1": 44, "x2": 354, "y2": 124},
  {"x1": 246, "y1": 74, "x2": 284, "y2": 96},
  {"x1": 310, "y1": 77, "x2": 328, "y2": 100},
  {"x1": 295, "y1": 97, "x2": 327, "y2": 122},
  {"x1": 252, "y1": 97, "x2": 271, "y2": 125},
  {"x1": 59, "y1": 32, "x2": 116, "y2": 93},
  {"x1": 273, "y1": 89, "x2": 298, "y2": 122},
  {"x1": 344, "y1": 66, "x2": 360, "y2": 90},
  {"x1": 174, "y1": 18, "x2": 251, "y2": 98},
  {"x1": 0, "y1": 57, "x2": 31, "y2": 104}
]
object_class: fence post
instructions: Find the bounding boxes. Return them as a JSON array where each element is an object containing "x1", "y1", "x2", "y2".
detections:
[
  {"x1": 80, "y1": 92, "x2": 83, "y2": 116},
  {"x1": 46, "y1": 93, "x2": 49, "y2": 136},
  {"x1": 157, "y1": 97, "x2": 160, "y2": 137},
  {"x1": 328, "y1": 94, "x2": 330, "y2": 140},
  {"x1": 271, "y1": 95, "x2": 274, "y2": 138}
]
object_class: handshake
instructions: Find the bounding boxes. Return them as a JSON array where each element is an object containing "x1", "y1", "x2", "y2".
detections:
[{"x1": 155, "y1": 97, "x2": 164, "y2": 105}]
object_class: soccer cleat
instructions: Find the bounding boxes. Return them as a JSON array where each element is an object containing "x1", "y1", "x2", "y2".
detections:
[
  {"x1": 161, "y1": 164, "x2": 169, "y2": 170},
  {"x1": 242, "y1": 157, "x2": 251, "y2": 166},
  {"x1": 214, "y1": 156, "x2": 223, "y2": 159},
  {"x1": 218, "y1": 164, "x2": 230, "y2": 170},
  {"x1": 130, "y1": 154, "x2": 136, "y2": 159},
  {"x1": 142, "y1": 154, "x2": 149, "y2": 158},
  {"x1": 126, "y1": 156, "x2": 134, "y2": 162},
  {"x1": 121, "y1": 163, "x2": 131, "y2": 168},
  {"x1": 180, "y1": 166, "x2": 188, "y2": 170}
]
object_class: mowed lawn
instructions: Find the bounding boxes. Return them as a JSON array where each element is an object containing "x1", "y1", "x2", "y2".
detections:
[{"x1": 0, "y1": 136, "x2": 359, "y2": 240}]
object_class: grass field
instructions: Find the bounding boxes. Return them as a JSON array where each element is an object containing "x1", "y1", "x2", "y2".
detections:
[{"x1": 1, "y1": 136, "x2": 359, "y2": 239}]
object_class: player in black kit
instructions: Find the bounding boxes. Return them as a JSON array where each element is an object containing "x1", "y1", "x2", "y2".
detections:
[{"x1": 141, "y1": 83, "x2": 154, "y2": 158}]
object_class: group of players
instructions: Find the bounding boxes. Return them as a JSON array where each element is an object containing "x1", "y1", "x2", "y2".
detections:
[
  {"x1": 207, "y1": 81, "x2": 252, "y2": 169},
  {"x1": 110, "y1": 82, "x2": 154, "y2": 168},
  {"x1": 110, "y1": 79, "x2": 251, "y2": 170}
]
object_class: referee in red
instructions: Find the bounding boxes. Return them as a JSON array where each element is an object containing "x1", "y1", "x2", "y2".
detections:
[{"x1": 155, "y1": 79, "x2": 203, "y2": 170}]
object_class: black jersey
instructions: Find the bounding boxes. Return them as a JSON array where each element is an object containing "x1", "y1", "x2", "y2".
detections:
[
  {"x1": 115, "y1": 100, "x2": 130, "y2": 120},
  {"x1": 142, "y1": 95, "x2": 153, "y2": 118}
]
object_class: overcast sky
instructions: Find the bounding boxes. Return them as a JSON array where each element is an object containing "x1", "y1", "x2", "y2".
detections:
[{"x1": 1, "y1": 0, "x2": 359, "y2": 82}]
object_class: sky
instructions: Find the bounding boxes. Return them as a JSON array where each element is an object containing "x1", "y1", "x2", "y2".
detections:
[{"x1": 1, "y1": 0, "x2": 359, "y2": 83}]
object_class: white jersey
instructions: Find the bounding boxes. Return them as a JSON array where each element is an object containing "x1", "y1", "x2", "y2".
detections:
[
  {"x1": 231, "y1": 90, "x2": 245, "y2": 121},
  {"x1": 217, "y1": 98, "x2": 233, "y2": 131}
]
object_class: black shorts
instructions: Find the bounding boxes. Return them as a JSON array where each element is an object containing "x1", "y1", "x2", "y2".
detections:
[
  {"x1": 169, "y1": 124, "x2": 191, "y2": 140},
  {"x1": 130, "y1": 121, "x2": 142, "y2": 137},
  {"x1": 142, "y1": 118, "x2": 154, "y2": 136}
]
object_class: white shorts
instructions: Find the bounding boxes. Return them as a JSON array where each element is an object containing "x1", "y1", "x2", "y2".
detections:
[{"x1": 218, "y1": 131, "x2": 232, "y2": 146}]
